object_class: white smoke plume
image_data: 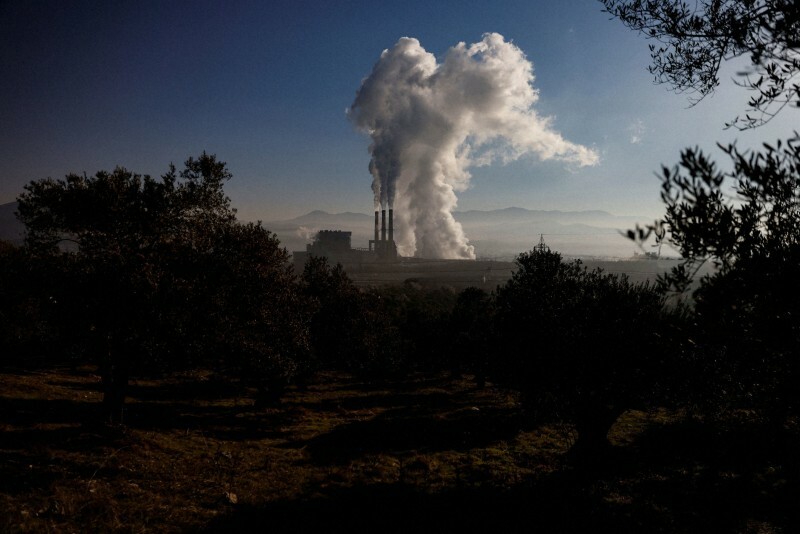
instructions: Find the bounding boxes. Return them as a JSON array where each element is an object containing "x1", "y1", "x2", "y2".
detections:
[
  {"x1": 348, "y1": 33, "x2": 599, "y2": 259},
  {"x1": 296, "y1": 226, "x2": 317, "y2": 240}
]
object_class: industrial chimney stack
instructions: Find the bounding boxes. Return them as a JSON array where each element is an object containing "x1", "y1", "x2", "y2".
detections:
[{"x1": 368, "y1": 206, "x2": 397, "y2": 260}]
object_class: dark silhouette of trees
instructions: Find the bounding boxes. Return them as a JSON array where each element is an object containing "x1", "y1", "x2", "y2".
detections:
[
  {"x1": 606, "y1": 1, "x2": 800, "y2": 419},
  {"x1": 650, "y1": 137, "x2": 800, "y2": 416},
  {"x1": 0, "y1": 241, "x2": 57, "y2": 363},
  {"x1": 494, "y1": 248, "x2": 669, "y2": 459},
  {"x1": 376, "y1": 282, "x2": 458, "y2": 372},
  {"x1": 449, "y1": 287, "x2": 494, "y2": 387},
  {"x1": 16, "y1": 154, "x2": 308, "y2": 420},
  {"x1": 300, "y1": 256, "x2": 398, "y2": 375},
  {"x1": 601, "y1": 0, "x2": 800, "y2": 129},
  {"x1": 203, "y1": 221, "x2": 312, "y2": 406}
]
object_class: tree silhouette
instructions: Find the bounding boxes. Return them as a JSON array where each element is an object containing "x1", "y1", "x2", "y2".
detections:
[
  {"x1": 300, "y1": 256, "x2": 402, "y2": 376},
  {"x1": 602, "y1": 0, "x2": 800, "y2": 129},
  {"x1": 449, "y1": 287, "x2": 494, "y2": 387},
  {"x1": 494, "y1": 248, "x2": 668, "y2": 460},
  {"x1": 0, "y1": 241, "x2": 59, "y2": 364},
  {"x1": 606, "y1": 0, "x2": 800, "y2": 418},
  {"x1": 16, "y1": 154, "x2": 307, "y2": 420},
  {"x1": 653, "y1": 137, "x2": 800, "y2": 415}
]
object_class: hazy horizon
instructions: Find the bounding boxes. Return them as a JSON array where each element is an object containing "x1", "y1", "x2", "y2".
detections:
[
  {"x1": 2, "y1": 0, "x2": 798, "y2": 237},
  {"x1": 0, "y1": 199, "x2": 668, "y2": 259}
]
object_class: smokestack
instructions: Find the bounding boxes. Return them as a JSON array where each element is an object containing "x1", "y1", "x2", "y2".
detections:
[
  {"x1": 374, "y1": 210, "x2": 379, "y2": 244},
  {"x1": 381, "y1": 209, "x2": 387, "y2": 241},
  {"x1": 349, "y1": 34, "x2": 599, "y2": 260},
  {"x1": 388, "y1": 208, "x2": 394, "y2": 243}
]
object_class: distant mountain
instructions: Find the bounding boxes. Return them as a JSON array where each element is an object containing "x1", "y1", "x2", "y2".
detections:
[
  {"x1": 270, "y1": 207, "x2": 649, "y2": 228},
  {"x1": 0, "y1": 202, "x2": 24, "y2": 244},
  {"x1": 453, "y1": 207, "x2": 647, "y2": 228},
  {"x1": 281, "y1": 210, "x2": 373, "y2": 226},
  {"x1": 263, "y1": 207, "x2": 656, "y2": 259},
  {"x1": 0, "y1": 203, "x2": 656, "y2": 258}
]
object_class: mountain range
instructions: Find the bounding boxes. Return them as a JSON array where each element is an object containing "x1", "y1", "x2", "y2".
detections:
[
  {"x1": 0, "y1": 202, "x2": 659, "y2": 259},
  {"x1": 266, "y1": 208, "x2": 657, "y2": 259}
]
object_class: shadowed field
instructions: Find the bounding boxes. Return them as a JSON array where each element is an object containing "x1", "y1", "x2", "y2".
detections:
[{"x1": 1, "y1": 367, "x2": 797, "y2": 533}]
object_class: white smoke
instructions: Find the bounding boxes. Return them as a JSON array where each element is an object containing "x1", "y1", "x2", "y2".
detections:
[
  {"x1": 348, "y1": 33, "x2": 599, "y2": 259},
  {"x1": 296, "y1": 226, "x2": 317, "y2": 240}
]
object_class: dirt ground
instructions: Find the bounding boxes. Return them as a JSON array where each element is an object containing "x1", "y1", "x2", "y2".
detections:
[{"x1": 1, "y1": 367, "x2": 797, "y2": 533}]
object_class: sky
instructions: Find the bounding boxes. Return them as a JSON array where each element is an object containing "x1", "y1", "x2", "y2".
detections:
[{"x1": 1, "y1": 0, "x2": 797, "y2": 224}]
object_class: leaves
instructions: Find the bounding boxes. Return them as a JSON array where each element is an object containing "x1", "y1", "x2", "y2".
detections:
[
  {"x1": 14, "y1": 154, "x2": 310, "y2": 399},
  {"x1": 602, "y1": 0, "x2": 800, "y2": 129}
]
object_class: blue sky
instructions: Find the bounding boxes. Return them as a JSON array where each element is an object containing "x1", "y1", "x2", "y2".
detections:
[{"x1": 1, "y1": 0, "x2": 797, "y2": 222}]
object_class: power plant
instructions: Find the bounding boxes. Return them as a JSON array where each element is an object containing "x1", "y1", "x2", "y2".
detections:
[
  {"x1": 292, "y1": 207, "x2": 397, "y2": 270},
  {"x1": 369, "y1": 208, "x2": 397, "y2": 260},
  {"x1": 290, "y1": 205, "x2": 518, "y2": 289}
]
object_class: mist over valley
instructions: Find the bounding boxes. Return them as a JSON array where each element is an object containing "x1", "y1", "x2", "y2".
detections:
[{"x1": 267, "y1": 206, "x2": 660, "y2": 260}]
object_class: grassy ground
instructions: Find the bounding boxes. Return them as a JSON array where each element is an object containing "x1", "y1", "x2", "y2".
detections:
[{"x1": 1, "y1": 367, "x2": 797, "y2": 533}]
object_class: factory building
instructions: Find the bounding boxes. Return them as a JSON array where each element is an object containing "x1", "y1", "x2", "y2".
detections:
[{"x1": 292, "y1": 208, "x2": 397, "y2": 272}]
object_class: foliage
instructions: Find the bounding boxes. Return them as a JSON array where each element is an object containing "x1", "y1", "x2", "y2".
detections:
[
  {"x1": 493, "y1": 248, "x2": 670, "y2": 456},
  {"x1": 657, "y1": 137, "x2": 799, "y2": 285},
  {"x1": 15, "y1": 154, "x2": 307, "y2": 417},
  {"x1": 601, "y1": 0, "x2": 800, "y2": 129},
  {"x1": 300, "y1": 256, "x2": 399, "y2": 376},
  {"x1": 375, "y1": 281, "x2": 459, "y2": 372},
  {"x1": 449, "y1": 287, "x2": 495, "y2": 386},
  {"x1": 647, "y1": 137, "x2": 800, "y2": 414},
  {"x1": 606, "y1": 0, "x2": 800, "y2": 417},
  {"x1": 202, "y1": 222, "x2": 312, "y2": 402},
  {"x1": 0, "y1": 241, "x2": 52, "y2": 363}
]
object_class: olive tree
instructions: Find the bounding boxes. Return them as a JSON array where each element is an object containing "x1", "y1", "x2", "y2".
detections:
[
  {"x1": 494, "y1": 248, "x2": 671, "y2": 459},
  {"x1": 601, "y1": 0, "x2": 800, "y2": 129},
  {"x1": 646, "y1": 138, "x2": 800, "y2": 415},
  {"x1": 16, "y1": 153, "x2": 309, "y2": 421},
  {"x1": 604, "y1": 0, "x2": 800, "y2": 417},
  {"x1": 300, "y1": 255, "x2": 400, "y2": 376}
]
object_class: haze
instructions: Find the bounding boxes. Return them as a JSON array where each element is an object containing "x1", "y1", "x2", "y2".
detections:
[{"x1": 1, "y1": 0, "x2": 797, "y2": 254}]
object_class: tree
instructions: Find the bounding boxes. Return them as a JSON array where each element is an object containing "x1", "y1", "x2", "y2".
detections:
[
  {"x1": 300, "y1": 256, "x2": 400, "y2": 376},
  {"x1": 200, "y1": 221, "x2": 312, "y2": 405},
  {"x1": 375, "y1": 282, "x2": 459, "y2": 372},
  {"x1": 493, "y1": 248, "x2": 670, "y2": 460},
  {"x1": 605, "y1": 1, "x2": 800, "y2": 418},
  {"x1": 16, "y1": 154, "x2": 307, "y2": 421},
  {"x1": 449, "y1": 286, "x2": 494, "y2": 387},
  {"x1": 601, "y1": 0, "x2": 800, "y2": 129},
  {"x1": 648, "y1": 137, "x2": 800, "y2": 415},
  {"x1": 0, "y1": 241, "x2": 58, "y2": 364}
]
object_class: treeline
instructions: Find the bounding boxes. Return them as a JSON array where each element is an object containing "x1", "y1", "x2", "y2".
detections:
[{"x1": 2, "y1": 149, "x2": 799, "y2": 461}]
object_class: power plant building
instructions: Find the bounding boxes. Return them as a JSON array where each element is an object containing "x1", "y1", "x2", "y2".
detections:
[
  {"x1": 290, "y1": 206, "x2": 517, "y2": 288},
  {"x1": 292, "y1": 208, "x2": 397, "y2": 271}
]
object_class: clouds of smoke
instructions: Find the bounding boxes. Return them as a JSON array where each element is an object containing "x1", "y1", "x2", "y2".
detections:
[
  {"x1": 296, "y1": 225, "x2": 317, "y2": 240},
  {"x1": 348, "y1": 33, "x2": 599, "y2": 259}
]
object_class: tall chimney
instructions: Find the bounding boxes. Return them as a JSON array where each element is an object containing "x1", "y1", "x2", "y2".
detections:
[
  {"x1": 374, "y1": 210, "x2": 379, "y2": 244},
  {"x1": 388, "y1": 208, "x2": 394, "y2": 243},
  {"x1": 381, "y1": 209, "x2": 387, "y2": 241}
]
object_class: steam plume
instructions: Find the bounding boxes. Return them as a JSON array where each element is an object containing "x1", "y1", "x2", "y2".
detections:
[{"x1": 349, "y1": 33, "x2": 599, "y2": 259}]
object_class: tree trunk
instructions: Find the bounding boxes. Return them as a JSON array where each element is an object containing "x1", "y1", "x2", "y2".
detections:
[
  {"x1": 569, "y1": 405, "x2": 624, "y2": 466},
  {"x1": 101, "y1": 360, "x2": 129, "y2": 424}
]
